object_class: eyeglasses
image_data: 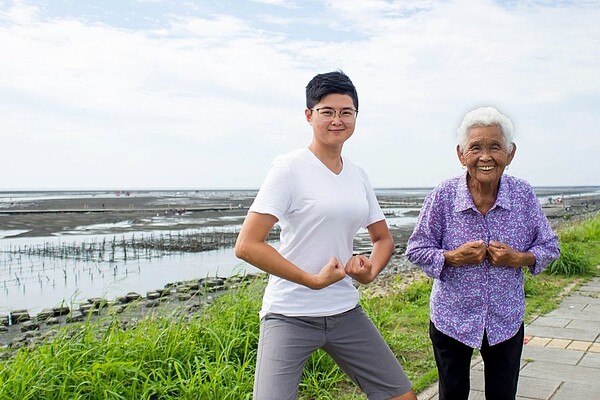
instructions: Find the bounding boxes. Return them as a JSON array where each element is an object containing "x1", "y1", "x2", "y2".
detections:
[{"x1": 311, "y1": 107, "x2": 358, "y2": 122}]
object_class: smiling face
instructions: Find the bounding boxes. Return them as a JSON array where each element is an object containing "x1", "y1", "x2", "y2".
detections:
[
  {"x1": 457, "y1": 124, "x2": 516, "y2": 191},
  {"x1": 306, "y1": 93, "x2": 356, "y2": 153}
]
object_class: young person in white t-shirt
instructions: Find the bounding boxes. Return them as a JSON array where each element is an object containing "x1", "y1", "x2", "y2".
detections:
[{"x1": 235, "y1": 71, "x2": 416, "y2": 400}]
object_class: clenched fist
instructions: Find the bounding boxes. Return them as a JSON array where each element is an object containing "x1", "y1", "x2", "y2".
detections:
[{"x1": 311, "y1": 257, "x2": 347, "y2": 289}]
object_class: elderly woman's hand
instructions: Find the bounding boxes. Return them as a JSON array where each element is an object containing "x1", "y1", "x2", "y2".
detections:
[
  {"x1": 488, "y1": 240, "x2": 536, "y2": 268},
  {"x1": 443, "y1": 240, "x2": 487, "y2": 266}
]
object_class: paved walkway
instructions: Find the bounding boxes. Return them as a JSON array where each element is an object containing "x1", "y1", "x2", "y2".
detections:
[{"x1": 419, "y1": 277, "x2": 600, "y2": 400}]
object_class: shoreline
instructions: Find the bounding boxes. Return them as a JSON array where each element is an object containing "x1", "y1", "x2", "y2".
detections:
[{"x1": 2, "y1": 187, "x2": 598, "y2": 238}]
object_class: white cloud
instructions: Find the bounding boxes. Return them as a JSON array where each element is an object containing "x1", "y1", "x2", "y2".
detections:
[
  {"x1": 168, "y1": 14, "x2": 253, "y2": 38},
  {"x1": 0, "y1": 0, "x2": 39, "y2": 23},
  {"x1": 251, "y1": 0, "x2": 297, "y2": 7},
  {"x1": 0, "y1": 0, "x2": 598, "y2": 189}
]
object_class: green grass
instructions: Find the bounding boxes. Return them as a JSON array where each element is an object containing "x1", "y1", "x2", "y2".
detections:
[
  {"x1": 0, "y1": 280, "x2": 264, "y2": 400},
  {"x1": 546, "y1": 212, "x2": 600, "y2": 276},
  {"x1": 1, "y1": 213, "x2": 598, "y2": 399}
]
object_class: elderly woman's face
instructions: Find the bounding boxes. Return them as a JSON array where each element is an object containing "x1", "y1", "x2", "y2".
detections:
[{"x1": 457, "y1": 125, "x2": 515, "y2": 188}]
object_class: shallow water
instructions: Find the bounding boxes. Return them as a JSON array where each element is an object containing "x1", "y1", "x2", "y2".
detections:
[
  {"x1": 0, "y1": 229, "x2": 260, "y2": 315},
  {"x1": 0, "y1": 217, "x2": 420, "y2": 316}
]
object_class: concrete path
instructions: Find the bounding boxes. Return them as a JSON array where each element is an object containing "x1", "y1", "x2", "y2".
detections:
[{"x1": 419, "y1": 277, "x2": 600, "y2": 400}]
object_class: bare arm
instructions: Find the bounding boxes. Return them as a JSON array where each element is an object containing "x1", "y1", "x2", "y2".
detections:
[
  {"x1": 345, "y1": 220, "x2": 394, "y2": 284},
  {"x1": 235, "y1": 212, "x2": 346, "y2": 289}
]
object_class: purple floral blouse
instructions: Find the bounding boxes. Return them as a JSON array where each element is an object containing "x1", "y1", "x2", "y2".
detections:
[{"x1": 406, "y1": 173, "x2": 560, "y2": 349}]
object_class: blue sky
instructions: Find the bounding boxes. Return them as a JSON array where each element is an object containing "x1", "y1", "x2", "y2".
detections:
[{"x1": 1, "y1": 0, "x2": 598, "y2": 189}]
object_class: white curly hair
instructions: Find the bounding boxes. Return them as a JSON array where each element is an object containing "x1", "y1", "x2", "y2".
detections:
[{"x1": 457, "y1": 106, "x2": 514, "y2": 152}]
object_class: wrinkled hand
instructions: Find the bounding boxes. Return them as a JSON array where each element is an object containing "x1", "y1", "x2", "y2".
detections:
[
  {"x1": 488, "y1": 240, "x2": 519, "y2": 267},
  {"x1": 312, "y1": 257, "x2": 346, "y2": 289},
  {"x1": 345, "y1": 255, "x2": 374, "y2": 284},
  {"x1": 445, "y1": 240, "x2": 487, "y2": 266}
]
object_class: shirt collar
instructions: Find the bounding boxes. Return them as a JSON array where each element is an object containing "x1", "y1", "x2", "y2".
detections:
[{"x1": 453, "y1": 172, "x2": 512, "y2": 213}]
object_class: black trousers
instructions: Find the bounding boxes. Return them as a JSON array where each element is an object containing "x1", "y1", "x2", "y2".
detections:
[{"x1": 429, "y1": 321, "x2": 524, "y2": 400}]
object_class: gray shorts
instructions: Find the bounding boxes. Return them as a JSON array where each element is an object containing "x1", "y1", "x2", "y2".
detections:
[{"x1": 253, "y1": 305, "x2": 412, "y2": 400}]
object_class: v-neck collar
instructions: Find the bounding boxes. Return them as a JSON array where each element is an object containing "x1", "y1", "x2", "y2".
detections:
[{"x1": 304, "y1": 147, "x2": 345, "y2": 176}]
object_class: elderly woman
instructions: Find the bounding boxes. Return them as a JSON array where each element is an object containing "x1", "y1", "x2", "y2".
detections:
[{"x1": 406, "y1": 107, "x2": 559, "y2": 400}]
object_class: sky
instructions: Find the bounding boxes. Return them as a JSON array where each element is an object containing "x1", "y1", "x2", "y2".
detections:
[{"x1": 1, "y1": 0, "x2": 599, "y2": 190}]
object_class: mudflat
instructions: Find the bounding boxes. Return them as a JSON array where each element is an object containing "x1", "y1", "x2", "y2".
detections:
[
  {"x1": 1, "y1": 189, "x2": 598, "y2": 245},
  {"x1": 0, "y1": 193, "x2": 255, "y2": 238}
]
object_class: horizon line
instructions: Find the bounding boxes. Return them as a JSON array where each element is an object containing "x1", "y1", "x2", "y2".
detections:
[{"x1": 1, "y1": 185, "x2": 600, "y2": 192}]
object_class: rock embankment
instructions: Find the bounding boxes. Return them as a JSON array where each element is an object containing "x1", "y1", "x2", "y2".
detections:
[{"x1": 0, "y1": 274, "x2": 259, "y2": 356}]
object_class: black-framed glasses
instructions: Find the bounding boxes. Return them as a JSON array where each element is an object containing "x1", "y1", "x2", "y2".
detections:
[{"x1": 311, "y1": 107, "x2": 358, "y2": 122}]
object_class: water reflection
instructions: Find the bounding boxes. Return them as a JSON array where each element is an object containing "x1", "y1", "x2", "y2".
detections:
[{"x1": 0, "y1": 231, "x2": 260, "y2": 316}]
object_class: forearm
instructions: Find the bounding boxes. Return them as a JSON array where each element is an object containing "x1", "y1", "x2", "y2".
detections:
[
  {"x1": 370, "y1": 236, "x2": 394, "y2": 275},
  {"x1": 235, "y1": 241, "x2": 320, "y2": 289},
  {"x1": 511, "y1": 251, "x2": 536, "y2": 268},
  {"x1": 356, "y1": 236, "x2": 394, "y2": 284},
  {"x1": 405, "y1": 201, "x2": 447, "y2": 279},
  {"x1": 443, "y1": 249, "x2": 462, "y2": 266},
  {"x1": 406, "y1": 244, "x2": 446, "y2": 279}
]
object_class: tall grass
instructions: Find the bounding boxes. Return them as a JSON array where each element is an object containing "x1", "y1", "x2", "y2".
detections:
[
  {"x1": 545, "y1": 242, "x2": 593, "y2": 276},
  {"x1": 546, "y1": 213, "x2": 600, "y2": 276},
  {"x1": 0, "y1": 278, "x2": 264, "y2": 400}
]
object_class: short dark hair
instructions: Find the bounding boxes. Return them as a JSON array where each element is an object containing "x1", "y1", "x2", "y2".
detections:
[{"x1": 305, "y1": 70, "x2": 358, "y2": 110}]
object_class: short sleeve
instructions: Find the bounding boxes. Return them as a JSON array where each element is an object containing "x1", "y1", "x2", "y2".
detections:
[
  {"x1": 249, "y1": 156, "x2": 293, "y2": 221},
  {"x1": 362, "y1": 169, "x2": 385, "y2": 228}
]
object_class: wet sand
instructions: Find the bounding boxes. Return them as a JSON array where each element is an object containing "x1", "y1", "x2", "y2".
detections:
[
  {"x1": 0, "y1": 192, "x2": 422, "y2": 252},
  {"x1": 0, "y1": 193, "x2": 256, "y2": 238},
  {"x1": 1, "y1": 189, "x2": 598, "y2": 245}
]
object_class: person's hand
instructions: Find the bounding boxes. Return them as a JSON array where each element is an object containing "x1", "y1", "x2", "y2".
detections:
[
  {"x1": 345, "y1": 255, "x2": 374, "y2": 284},
  {"x1": 444, "y1": 240, "x2": 487, "y2": 266},
  {"x1": 488, "y1": 240, "x2": 533, "y2": 268},
  {"x1": 311, "y1": 257, "x2": 347, "y2": 289},
  {"x1": 487, "y1": 240, "x2": 514, "y2": 266}
]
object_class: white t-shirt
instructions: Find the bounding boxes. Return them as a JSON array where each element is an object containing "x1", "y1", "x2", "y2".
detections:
[{"x1": 249, "y1": 147, "x2": 385, "y2": 318}]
